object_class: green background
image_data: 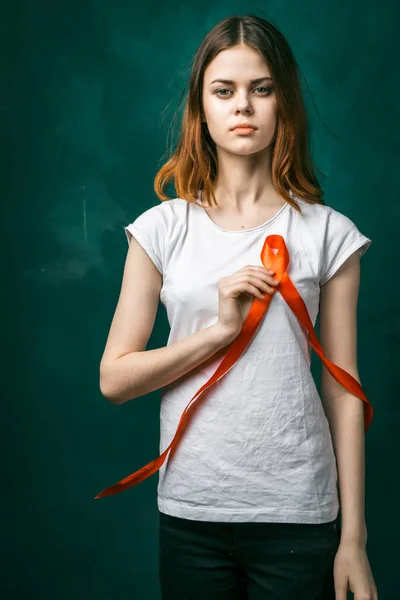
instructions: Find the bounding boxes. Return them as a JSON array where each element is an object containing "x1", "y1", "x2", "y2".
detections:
[{"x1": 4, "y1": 1, "x2": 397, "y2": 598}]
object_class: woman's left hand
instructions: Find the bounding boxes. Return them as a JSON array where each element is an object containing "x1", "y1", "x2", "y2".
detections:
[{"x1": 333, "y1": 540, "x2": 378, "y2": 599}]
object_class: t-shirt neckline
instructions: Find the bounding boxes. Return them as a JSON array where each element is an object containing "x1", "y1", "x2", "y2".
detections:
[{"x1": 194, "y1": 190, "x2": 291, "y2": 233}]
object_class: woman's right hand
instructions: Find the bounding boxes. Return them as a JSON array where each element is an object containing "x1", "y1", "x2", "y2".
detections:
[{"x1": 216, "y1": 265, "x2": 279, "y2": 341}]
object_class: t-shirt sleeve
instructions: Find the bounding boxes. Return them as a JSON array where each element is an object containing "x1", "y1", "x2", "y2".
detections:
[
  {"x1": 319, "y1": 207, "x2": 372, "y2": 285},
  {"x1": 124, "y1": 205, "x2": 166, "y2": 275}
]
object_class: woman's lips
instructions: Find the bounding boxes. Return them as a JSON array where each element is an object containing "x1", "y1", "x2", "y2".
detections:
[{"x1": 231, "y1": 127, "x2": 256, "y2": 134}]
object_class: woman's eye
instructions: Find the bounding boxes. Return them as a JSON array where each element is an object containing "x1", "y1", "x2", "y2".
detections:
[
  {"x1": 215, "y1": 88, "x2": 231, "y2": 97},
  {"x1": 215, "y1": 86, "x2": 273, "y2": 97},
  {"x1": 257, "y1": 86, "x2": 273, "y2": 94}
]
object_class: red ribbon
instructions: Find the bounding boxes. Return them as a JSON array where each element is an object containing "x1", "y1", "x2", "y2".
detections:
[{"x1": 95, "y1": 234, "x2": 373, "y2": 499}]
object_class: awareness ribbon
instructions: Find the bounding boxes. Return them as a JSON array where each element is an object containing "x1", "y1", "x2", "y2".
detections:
[{"x1": 95, "y1": 234, "x2": 373, "y2": 499}]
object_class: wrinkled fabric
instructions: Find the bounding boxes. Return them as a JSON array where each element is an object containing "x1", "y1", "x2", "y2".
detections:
[{"x1": 119, "y1": 191, "x2": 371, "y2": 524}]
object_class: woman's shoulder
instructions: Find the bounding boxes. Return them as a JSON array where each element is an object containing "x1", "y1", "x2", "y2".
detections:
[
  {"x1": 129, "y1": 197, "x2": 188, "y2": 226},
  {"x1": 293, "y1": 195, "x2": 330, "y2": 217},
  {"x1": 295, "y1": 195, "x2": 358, "y2": 222},
  {"x1": 296, "y1": 198, "x2": 367, "y2": 241}
]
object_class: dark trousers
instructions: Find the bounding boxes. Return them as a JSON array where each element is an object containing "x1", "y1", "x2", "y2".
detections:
[{"x1": 158, "y1": 509, "x2": 341, "y2": 600}]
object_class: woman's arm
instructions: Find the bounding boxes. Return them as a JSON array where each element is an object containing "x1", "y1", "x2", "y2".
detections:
[
  {"x1": 100, "y1": 236, "x2": 235, "y2": 405},
  {"x1": 103, "y1": 323, "x2": 235, "y2": 405},
  {"x1": 319, "y1": 250, "x2": 368, "y2": 546}
]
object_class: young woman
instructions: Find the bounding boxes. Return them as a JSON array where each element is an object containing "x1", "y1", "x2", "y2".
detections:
[{"x1": 99, "y1": 14, "x2": 378, "y2": 600}]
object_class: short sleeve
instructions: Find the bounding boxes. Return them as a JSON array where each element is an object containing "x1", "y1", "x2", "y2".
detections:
[
  {"x1": 124, "y1": 205, "x2": 166, "y2": 275},
  {"x1": 319, "y1": 207, "x2": 372, "y2": 285}
]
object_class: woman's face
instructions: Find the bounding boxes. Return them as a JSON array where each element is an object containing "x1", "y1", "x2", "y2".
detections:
[{"x1": 201, "y1": 44, "x2": 278, "y2": 157}]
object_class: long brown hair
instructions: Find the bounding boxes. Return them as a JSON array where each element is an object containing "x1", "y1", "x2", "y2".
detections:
[{"x1": 154, "y1": 14, "x2": 325, "y2": 213}]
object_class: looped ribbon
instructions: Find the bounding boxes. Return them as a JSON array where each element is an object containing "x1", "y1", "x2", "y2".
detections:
[{"x1": 95, "y1": 234, "x2": 373, "y2": 499}]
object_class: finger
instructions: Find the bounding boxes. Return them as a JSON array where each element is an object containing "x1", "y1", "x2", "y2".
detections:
[{"x1": 248, "y1": 275, "x2": 275, "y2": 295}]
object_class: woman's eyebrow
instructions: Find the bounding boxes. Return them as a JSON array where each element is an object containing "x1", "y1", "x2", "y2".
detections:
[{"x1": 209, "y1": 76, "x2": 273, "y2": 85}]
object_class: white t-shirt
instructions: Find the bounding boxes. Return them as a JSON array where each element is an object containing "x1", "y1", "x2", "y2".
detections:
[{"x1": 124, "y1": 190, "x2": 372, "y2": 524}]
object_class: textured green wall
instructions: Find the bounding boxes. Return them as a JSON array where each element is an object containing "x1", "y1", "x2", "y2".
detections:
[{"x1": 4, "y1": 0, "x2": 397, "y2": 598}]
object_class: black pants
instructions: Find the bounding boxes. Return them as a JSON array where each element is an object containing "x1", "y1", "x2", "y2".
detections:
[{"x1": 158, "y1": 509, "x2": 341, "y2": 600}]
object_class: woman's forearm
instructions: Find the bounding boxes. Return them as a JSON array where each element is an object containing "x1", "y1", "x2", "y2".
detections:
[
  {"x1": 100, "y1": 323, "x2": 235, "y2": 405},
  {"x1": 322, "y1": 390, "x2": 368, "y2": 545}
]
